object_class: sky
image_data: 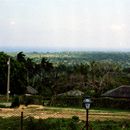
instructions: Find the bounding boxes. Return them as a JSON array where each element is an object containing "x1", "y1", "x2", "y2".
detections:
[{"x1": 0, "y1": 0, "x2": 130, "y2": 51}]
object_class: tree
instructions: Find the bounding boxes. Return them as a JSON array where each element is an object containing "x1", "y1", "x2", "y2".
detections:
[
  {"x1": 16, "y1": 52, "x2": 26, "y2": 63},
  {"x1": 25, "y1": 58, "x2": 35, "y2": 85},
  {"x1": 0, "y1": 52, "x2": 9, "y2": 94}
]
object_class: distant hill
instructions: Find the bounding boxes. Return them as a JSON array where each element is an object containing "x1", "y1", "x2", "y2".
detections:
[{"x1": 7, "y1": 51, "x2": 130, "y2": 67}]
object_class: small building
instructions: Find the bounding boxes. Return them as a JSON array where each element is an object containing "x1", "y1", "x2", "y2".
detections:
[
  {"x1": 57, "y1": 89, "x2": 84, "y2": 97},
  {"x1": 102, "y1": 85, "x2": 130, "y2": 98},
  {"x1": 26, "y1": 86, "x2": 38, "y2": 95}
]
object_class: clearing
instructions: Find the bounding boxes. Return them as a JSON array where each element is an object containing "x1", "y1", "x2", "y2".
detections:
[{"x1": 0, "y1": 105, "x2": 130, "y2": 121}]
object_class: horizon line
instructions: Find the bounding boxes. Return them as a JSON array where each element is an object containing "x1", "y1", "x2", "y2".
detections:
[{"x1": 1, "y1": 46, "x2": 130, "y2": 53}]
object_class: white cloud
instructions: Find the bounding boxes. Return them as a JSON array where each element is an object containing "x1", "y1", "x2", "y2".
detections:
[
  {"x1": 110, "y1": 24, "x2": 126, "y2": 32},
  {"x1": 10, "y1": 21, "x2": 16, "y2": 25}
]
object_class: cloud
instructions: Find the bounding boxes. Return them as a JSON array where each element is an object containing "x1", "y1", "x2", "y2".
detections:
[
  {"x1": 110, "y1": 24, "x2": 126, "y2": 32},
  {"x1": 10, "y1": 21, "x2": 16, "y2": 25}
]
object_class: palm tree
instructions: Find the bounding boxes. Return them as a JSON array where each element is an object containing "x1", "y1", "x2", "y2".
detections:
[{"x1": 16, "y1": 52, "x2": 26, "y2": 63}]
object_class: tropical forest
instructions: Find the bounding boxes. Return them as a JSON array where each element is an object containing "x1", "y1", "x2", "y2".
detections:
[{"x1": 0, "y1": 51, "x2": 130, "y2": 130}]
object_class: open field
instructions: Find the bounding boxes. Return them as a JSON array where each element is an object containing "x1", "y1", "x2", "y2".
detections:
[{"x1": 0, "y1": 105, "x2": 130, "y2": 121}]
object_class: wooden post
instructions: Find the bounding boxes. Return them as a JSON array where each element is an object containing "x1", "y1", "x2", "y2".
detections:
[
  {"x1": 21, "y1": 109, "x2": 24, "y2": 130},
  {"x1": 86, "y1": 109, "x2": 89, "y2": 130}
]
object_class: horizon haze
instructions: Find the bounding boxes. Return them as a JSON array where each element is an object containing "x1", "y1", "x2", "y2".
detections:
[{"x1": 0, "y1": 0, "x2": 130, "y2": 52}]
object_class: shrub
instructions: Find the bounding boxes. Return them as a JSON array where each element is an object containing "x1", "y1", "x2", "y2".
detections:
[
  {"x1": 92, "y1": 98, "x2": 130, "y2": 110},
  {"x1": 72, "y1": 116, "x2": 80, "y2": 122},
  {"x1": 10, "y1": 96, "x2": 20, "y2": 108},
  {"x1": 50, "y1": 96, "x2": 130, "y2": 110},
  {"x1": 0, "y1": 117, "x2": 129, "y2": 130},
  {"x1": 20, "y1": 95, "x2": 43, "y2": 106},
  {"x1": 0, "y1": 104, "x2": 8, "y2": 108},
  {"x1": 25, "y1": 117, "x2": 82, "y2": 130},
  {"x1": 50, "y1": 96, "x2": 83, "y2": 107}
]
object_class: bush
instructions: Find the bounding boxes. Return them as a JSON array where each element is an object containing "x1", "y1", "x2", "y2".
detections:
[
  {"x1": 91, "y1": 120, "x2": 130, "y2": 130},
  {"x1": 20, "y1": 95, "x2": 44, "y2": 106},
  {"x1": 92, "y1": 98, "x2": 130, "y2": 110},
  {"x1": 25, "y1": 117, "x2": 82, "y2": 130},
  {"x1": 72, "y1": 116, "x2": 80, "y2": 122},
  {"x1": 10, "y1": 96, "x2": 20, "y2": 108},
  {"x1": 0, "y1": 117, "x2": 129, "y2": 130},
  {"x1": 50, "y1": 96, "x2": 83, "y2": 107},
  {"x1": 18, "y1": 94, "x2": 130, "y2": 110},
  {"x1": 0, "y1": 104, "x2": 8, "y2": 108},
  {"x1": 50, "y1": 96, "x2": 130, "y2": 110}
]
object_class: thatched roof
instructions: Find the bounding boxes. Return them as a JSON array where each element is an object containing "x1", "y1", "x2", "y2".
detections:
[
  {"x1": 26, "y1": 86, "x2": 38, "y2": 95},
  {"x1": 58, "y1": 90, "x2": 84, "y2": 97},
  {"x1": 102, "y1": 85, "x2": 130, "y2": 98}
]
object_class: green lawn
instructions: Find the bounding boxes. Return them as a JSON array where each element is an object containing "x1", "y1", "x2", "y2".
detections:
[{"x1": 0, "y1": 116, "x2": 129, "y2": 130}]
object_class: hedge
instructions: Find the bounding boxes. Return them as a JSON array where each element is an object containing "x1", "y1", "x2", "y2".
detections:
[
  {"x1": 19, "y1": 95, "x2": 44, "y2": 106},
  {"x1": 51, "y1": 96, "x2": 130, "y2": 110},
  {"x1": 92, "y1": 97, "x2": 130, "y2": 110},
  {"x1": 50, "y1": 96, "x2": 83, "y2": 107},
  {"x1": 12, "y1": 95, "x2": 130, "y2": 110}
]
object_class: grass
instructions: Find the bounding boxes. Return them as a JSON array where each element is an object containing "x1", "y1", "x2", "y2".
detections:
[
  {"x1": 42, "y1": 106, "x2": 130, "y2": 114},
  {"x1": 0, "y1": 117, "x2": 20, "y2": 130},
  {"x1": 92, "y1": 107, "x2": 130, "y2": 113},
  {"x1": 0, "y1": 105, "x2": 129, "y2": 129},
  {"x1": 0, "y1": 116, "x2": 129, "y2": 130},
  {"x1": 22, "y1": 105, "x2": 130, "y2": 121},
  {"x1": 0, "y1": 104, "x2": 130, "y2": 121}
]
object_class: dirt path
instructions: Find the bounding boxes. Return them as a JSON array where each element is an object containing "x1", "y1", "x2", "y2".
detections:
[{"x1": 0, "y1": 105, "x2": 130, "y2": 121}]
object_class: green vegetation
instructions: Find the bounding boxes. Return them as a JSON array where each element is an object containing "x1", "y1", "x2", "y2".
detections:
[
  {"x1": 1, "y1": 51, "x2": 130, "y2": 109},
  {"x1": 0, "y1": 117, "x2": 20, "y2": 130},
  {"x1": 10, "y1": 96, "x2": 20, "y2": 108},
  {"x1": 16, "y1": 51, "x2": 130, "y2": 67},
  {"x1": 0, "y1": 116, "x2": 129, "y2": 130},
  {"x1": 91, "y1": 120, "x2": 130, "y2": 130}
]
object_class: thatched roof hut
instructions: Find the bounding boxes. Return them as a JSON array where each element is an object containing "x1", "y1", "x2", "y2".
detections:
[
  {"x1": 26, "y1": 86, "x2": 38, "y2": 95},
  {"x1": 58, "y1": 89, "x2": 84, "y2": 97},
  {"x1": 102, "y1": 85, "x2": 130, "y2": 98}
]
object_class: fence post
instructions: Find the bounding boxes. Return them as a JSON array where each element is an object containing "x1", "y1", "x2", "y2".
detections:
[{"x1": 20, "y1": 108, "x2": 24, "y2": 130}]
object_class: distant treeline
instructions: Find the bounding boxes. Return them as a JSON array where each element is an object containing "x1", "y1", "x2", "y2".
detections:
[
  {"x1": 9, "y1": 51, "x2": 130, "y2": 67},
  {"x1": 1, "y1": 51, "x2": 130, "y2": 100}
]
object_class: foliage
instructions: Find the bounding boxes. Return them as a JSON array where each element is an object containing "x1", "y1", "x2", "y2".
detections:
[
  {"x1": 1, "y1": 51, "x2": 130, "y2": 102},
  {"x1": 50, "y1": 96, "x2": 83, "y2": 107},
  {"x1": 10, "y1": 96, "x2": 20, "y2": 108},
  {"x1": 72, "y1": 115, "x2": 80, "y2": 122},
  {"x1": 49, "y1": 96, "x2": 130, "y2": 110},
  {"x1": 0, "y1": 52, "x2": 9, "y2": 94},
  {"x1": 92, "y1": 98, "x2": 130, "y2": 110},
  {"x1": 0, "y1": 104, "x2": 8, "y2": 108},
  {"x1": 25, "y1": 117, "x2": 82, "y2": 130},
  {"x1": 91, "y1": 120, "x2": 130, "y2": 130},
  {"x1": 22, "y1": 51, "x2": 130, "y2": 66},
  {"x1": 0, "y1": 117, "x2": 129, "y2": 130},
  {"x1": 20, "y1": 95, "x2": 43, "y2": 106}
]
